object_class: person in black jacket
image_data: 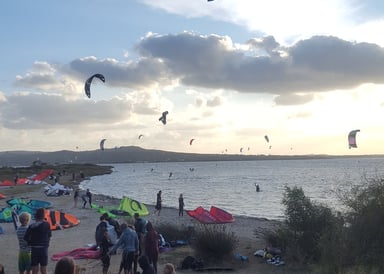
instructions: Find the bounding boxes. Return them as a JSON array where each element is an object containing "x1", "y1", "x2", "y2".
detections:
[{"x1": 24, "y1": 208, "x2": 51, "y2": 274}]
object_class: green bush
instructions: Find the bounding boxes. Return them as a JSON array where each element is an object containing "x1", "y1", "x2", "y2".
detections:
[
  {"x1": 192, "y1": 224, "x2": 238, "y2": 262},
  {"x1": 156, "y1": 223, "x2": 195, "y2": 242},
  {"x1": 278, "y1": 186, "x2": 339, "y2": 264},
  {"x1": 340, "y1": 178, "x2": 384, "y2": 271}
]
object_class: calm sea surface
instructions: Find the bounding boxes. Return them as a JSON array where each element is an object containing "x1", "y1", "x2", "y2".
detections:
[{"x1": 81, "y1": 157, "x2": 384, "y2": 220}]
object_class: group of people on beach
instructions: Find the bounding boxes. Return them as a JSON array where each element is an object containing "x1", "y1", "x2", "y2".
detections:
[
  {"x1": 2, "y1": 205, "x2": 177, "y2": 274},
  {"x1": 94, "y1": 211, "x2": 177, "y2": 274},
  {"x1": 153, "y1": 190, "x2": 185, "y2": 217},
  {"x1": 11, "y1": 207, "x2": 52, "y2": 274}
]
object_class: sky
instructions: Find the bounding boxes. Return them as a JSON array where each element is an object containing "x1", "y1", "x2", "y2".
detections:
[{"x1": 1, "y1": 0, "x2": 384, "y2": 156}]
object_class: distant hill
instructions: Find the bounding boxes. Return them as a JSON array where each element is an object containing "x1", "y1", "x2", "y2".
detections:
[{"x1": 0, "y1": 146, "x2": 377, "y2": 167}]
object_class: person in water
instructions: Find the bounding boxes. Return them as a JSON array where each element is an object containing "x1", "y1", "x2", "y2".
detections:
[
  {"x1": 154, "y1": 190, "x2": 162, "y2": 216},
  {"x1": 255, "y1": 183, "x2": 260, "y2": 192}
]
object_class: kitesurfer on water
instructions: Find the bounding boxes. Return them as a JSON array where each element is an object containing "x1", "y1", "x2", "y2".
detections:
[{"x1": 255, "y1": 183, "x2": 260, "y2": 192}]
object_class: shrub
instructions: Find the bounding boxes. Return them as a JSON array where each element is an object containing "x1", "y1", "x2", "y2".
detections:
[
  {"x1": 156, "y1": 223, "x2": 195, "y2": 242},
  {"x1": 279, "y1": 186, "x2": 339, "y2": 264},
  {"x1": 340, "y1": 178, "x2": 384, "y2": 271},
  {"x1": 191, "y1": 224, "x2": 238, "y2": 263}
]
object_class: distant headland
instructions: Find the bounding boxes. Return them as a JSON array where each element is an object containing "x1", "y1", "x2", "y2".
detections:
[{"x1": 0, "y1": 146, "x2": 382, "y2": 167}]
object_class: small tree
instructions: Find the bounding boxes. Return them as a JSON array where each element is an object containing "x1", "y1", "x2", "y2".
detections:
[
  {"x1": 341, "y1": 178, "x2": 384, "y2": 271},
  {"x1": 280, "y1": 186, "x2": 338, "y2": 263}
]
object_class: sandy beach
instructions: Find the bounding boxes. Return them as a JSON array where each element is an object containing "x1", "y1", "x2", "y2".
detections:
[{"x1": 0, "y1": 182, "x2": 297, "y2": 274}]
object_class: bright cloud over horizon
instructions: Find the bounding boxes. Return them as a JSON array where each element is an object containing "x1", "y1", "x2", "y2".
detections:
[{"x1": 1, "y1": 0, "x2": 384, "y2": 156}]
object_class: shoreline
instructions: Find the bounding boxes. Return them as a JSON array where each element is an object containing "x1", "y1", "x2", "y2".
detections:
[{"x1": 0, "y1": 180, "x2": 284, "y2": 274}]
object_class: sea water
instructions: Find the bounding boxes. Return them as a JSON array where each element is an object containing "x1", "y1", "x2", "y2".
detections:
[{"x1": 81, "y1": 156, "x2": 384, "y2": 220}]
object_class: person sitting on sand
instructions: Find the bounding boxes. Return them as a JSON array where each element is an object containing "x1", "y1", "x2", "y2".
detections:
[{"x1": 54, "y1": 256, "x2": 74, "y2": 274}]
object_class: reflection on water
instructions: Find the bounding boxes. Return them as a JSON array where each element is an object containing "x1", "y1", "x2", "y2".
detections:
[{"x1": 81, "y1": 157, "x2": 384, "y2": 220}]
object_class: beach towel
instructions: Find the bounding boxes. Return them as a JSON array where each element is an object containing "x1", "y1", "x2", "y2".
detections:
[{"x1": 51, "y1": 246, "x2": 100, "y2": 261}]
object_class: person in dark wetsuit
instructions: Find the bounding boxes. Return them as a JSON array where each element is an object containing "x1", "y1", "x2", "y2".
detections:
[
  {"x1": 154, "y1": 190, "x2": 162, "y2": 216},
  {"x1": 255, "y1": 183, "x2": 260, "y2": 192},
  {"x1": 178, "y1": 194, "x2": 184, "y2": 217},
  {"x1": 100, "y1": 229, "x2": 113, "y2": 274}
]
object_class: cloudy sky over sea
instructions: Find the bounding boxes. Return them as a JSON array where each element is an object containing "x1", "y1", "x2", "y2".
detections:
[{"x1": 1, "y1": 0, "x2": 384, "y2": 155}]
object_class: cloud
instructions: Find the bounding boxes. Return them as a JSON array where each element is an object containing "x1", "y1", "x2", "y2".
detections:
[
  {"x1": 0, "y1": 93, "x2": 133, "y2": 130},
  {"x1": 14, "y1": 61, "x2": 64, "y2": 91},
  {"x1": 274, "y1": 93, "x2": 315, "y2": 106},
  {"x1": 67, "y1": 56, "x2": 173, "y2": 90},
  {"x1": 137, "y1": 32, "x2": 384, "y2": 98}
]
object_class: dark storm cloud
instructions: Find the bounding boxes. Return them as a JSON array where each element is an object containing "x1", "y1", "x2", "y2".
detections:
[{"x1": 136, "y1": 32, "x2": 384, "y2": 98}]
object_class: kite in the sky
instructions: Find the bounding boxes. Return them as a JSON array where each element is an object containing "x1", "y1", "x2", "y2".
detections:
[
  {"x1": 264, "y1": 135, "x2": 269, "y2": 143},
  {"x1": 138, "y1": 134, "x2": 144, "y2": 139},
  {"x1": 189, "y1": 139, "x2": 195, "y2": 145},
  {"x1": 159, "y1": 111, "x2": 168, "y2": 125},
  {"x1": 84, "y1": 73, "x2": 105, "y2": 98},
  {"x1": 100, "y1": 138, "x2": 107, "y2": 151},
  {"x1": 348, "y1": 129, "x2": 360, "y2": 149}
]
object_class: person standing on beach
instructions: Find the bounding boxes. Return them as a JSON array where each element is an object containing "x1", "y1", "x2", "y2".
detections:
[
  {"x1": 82, "y1": 189, "x2": 92, "y2": 208},
  {"x1": 154, "y1": 190, "x2": 162, "y2": 216},
  {"x1": 178, "y1": 194, "x2": 184, "y2": 217},
  {"x1": 144, "y1": 222, "x2": 159, "y2": 274},
  {"x1": 24, "y1": 208, "x2": 52, "y2": 274},
  {"x1": 17, "y1": 212, "x2": 32, "y2": 274},
  {"x1": 134, "y1": 213, "x2": 147, "y2": 251},
  {"x1": 95, "y1": 215, "x2": 108, "y2": 248},
  {"x1": 109, "y1": 224, "x2": 139, "y2": 274},
  {"x1": 73, "y1": 188, "x2": 79, "y2": 208},
  {"x1": 100, "y1": 229, "x2": 113, "y2": 274}
]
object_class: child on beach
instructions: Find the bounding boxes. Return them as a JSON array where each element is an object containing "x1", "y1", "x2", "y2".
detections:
[
  {"x1": 16, "y1": 212, "x2": 32, "y2": 274},
  {"x1": 54, "y1": 257, "x2": 75, "y2": 274},
  {"x1": 163, "y1": 263, "x2": 176, "y2": 274}
]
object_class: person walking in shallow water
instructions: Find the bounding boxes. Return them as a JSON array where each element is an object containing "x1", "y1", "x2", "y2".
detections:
[
  {"x1": 154, "y1": 191, "x2": 162, "y2": 216},
  {"x1": 178, "y1": 194, "x2": 184, "y2": 217}
]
